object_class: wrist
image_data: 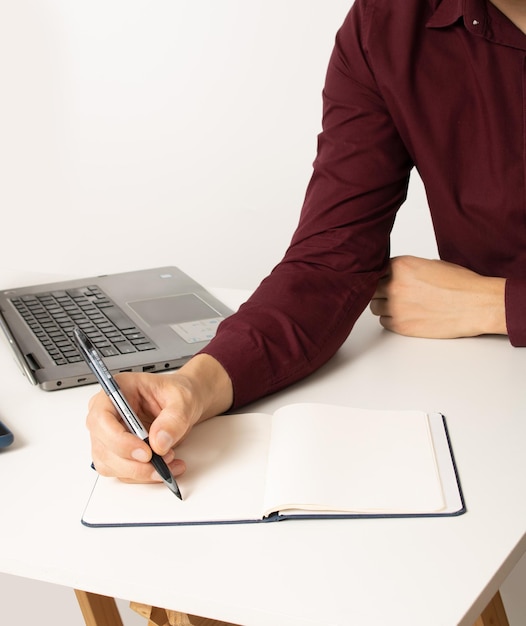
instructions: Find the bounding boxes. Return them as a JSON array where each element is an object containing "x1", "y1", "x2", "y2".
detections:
[
  {"x1": 177, "y1": 353, "x2": 233, "y2": 423},
  {"x1": 475, "y1": 276, "x2": 507, "y2": 336}
]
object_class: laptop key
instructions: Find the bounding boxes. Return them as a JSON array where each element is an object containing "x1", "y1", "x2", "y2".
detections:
[
  {"x1": 100, "y1": 346, "x2": 120, "y2": 357},
  {"x1": 101, "y1": 307, "x2": 136, "y2": 331},
  {"x1": 136, "y1": 343, "x2": 156, "y2": 351},
  {"x1": 116, "y1": 341, "x2": 136, "y2": 354}
]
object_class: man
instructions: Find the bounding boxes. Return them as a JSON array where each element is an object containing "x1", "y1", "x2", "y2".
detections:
[{"x1": 86, "y1": 0, "x2": 526, "y2": 484}]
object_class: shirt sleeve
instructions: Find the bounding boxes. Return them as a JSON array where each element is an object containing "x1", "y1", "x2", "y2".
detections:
[
  {"x1": 505, "y1": 278, "x2": 526, "y2": 346},
  {"x1": 200, "y1": 0, "x2": 413, "y2": 408}
]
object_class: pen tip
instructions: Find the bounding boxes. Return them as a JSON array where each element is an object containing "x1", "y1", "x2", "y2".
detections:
[{"x1": 169, "y1": 480, "x2": 183, "y2": 500}]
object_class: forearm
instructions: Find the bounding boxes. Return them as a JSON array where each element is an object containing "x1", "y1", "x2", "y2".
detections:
[
  {"x1": 201, "y1": 2, "x2": 414, "y2": 408},
  {"x1": 201, "y1": 262, "x2": 379, "y2": 409}
]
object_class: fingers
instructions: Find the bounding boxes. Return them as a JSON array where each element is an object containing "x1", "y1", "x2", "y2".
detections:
[
  {"x1": 370, "y1": 256, "x2": 414, "y2": 315},
  {"x1": 371, "y1": 259, "x2": 396, "y2": 300},
  {"x1": 84, "y1": 352, "x2": 233, "y2": 486},
  {"x1": 370, "y1": 276, "x2": 390, "y2": 317},
  {"x1": 85, "y1": 373, "x2": 192, "y2": 483},
  {"x1": 148, "y1": 404, "x2": 195, "y2": 456},
  {"x1": 369, "y1": 296, "x2": 388, "y2": 317},
  {"x1": 93, "y1": 432, "x2": 185, "y2": 484}
]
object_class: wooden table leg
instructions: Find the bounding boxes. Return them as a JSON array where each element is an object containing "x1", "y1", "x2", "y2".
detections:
[
  {"x1": 130, "y1": 601, "x2": 238, "y2": 626},
  {"x1": 74, "y1": 587, "x2": 507, "y2": 626},
  {"x1": 130, "y1": 589, "x2": 510, "y2": 626},
  {"x1": 472, "y1": 590, "x2": 510, "y2": 626},
  {"x1": 74, "y1": 589, "x2": 124, "y2": 626}
]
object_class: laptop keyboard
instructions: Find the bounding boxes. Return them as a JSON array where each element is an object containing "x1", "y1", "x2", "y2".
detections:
[{"x1": 11, "y1": 285, "x2": 156, "y2": 366}]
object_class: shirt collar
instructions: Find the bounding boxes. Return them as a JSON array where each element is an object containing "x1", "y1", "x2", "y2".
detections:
[
  {"x1": 427, "y1": 0, "x2": 464, "y2": 28},
  {"x1": 427, "y1": 0, "x2": 526, "y2": 49},
  {"x1": 427, "y1": 0, "x2": 487, "y2": 32}
]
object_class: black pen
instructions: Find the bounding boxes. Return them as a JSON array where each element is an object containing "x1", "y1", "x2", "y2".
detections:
[{"x1": 73, "y1": 327, "x2": 182, "y2": 499}]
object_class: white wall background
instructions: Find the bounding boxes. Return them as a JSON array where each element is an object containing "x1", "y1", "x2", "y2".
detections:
[
  {"x1": 0, "y1": 0, "x2": 436, "y2": 294},
  {"x1": 5, "y1": 1, "x2": 524, "y2": 625}
]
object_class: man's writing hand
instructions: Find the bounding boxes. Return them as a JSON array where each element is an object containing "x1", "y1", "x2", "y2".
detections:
[{"x1": 85, "y1": 354, "x2": 233, "y2": 484}]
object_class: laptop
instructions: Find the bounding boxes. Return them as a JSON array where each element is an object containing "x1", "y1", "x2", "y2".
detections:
[{"x1": 0, "y1": 267, "x2": 233, "y2": 391}]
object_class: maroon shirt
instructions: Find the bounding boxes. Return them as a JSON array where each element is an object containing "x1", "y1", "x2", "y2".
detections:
[{"x1": 202, "y1": 0, "x2": 526, "y2": 408}]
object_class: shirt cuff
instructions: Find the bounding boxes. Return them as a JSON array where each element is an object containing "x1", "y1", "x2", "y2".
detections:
[
  {"x1": 198, "y1": 319, "x2": 274, "y2": 410},
  {"x1": 505, "y1": 277, "x2": 526, "y2": 346}
]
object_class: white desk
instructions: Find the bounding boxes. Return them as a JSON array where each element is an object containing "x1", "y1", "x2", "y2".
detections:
[{"x1": 0, "y1": 277, "x2": 525, "y2": 625}]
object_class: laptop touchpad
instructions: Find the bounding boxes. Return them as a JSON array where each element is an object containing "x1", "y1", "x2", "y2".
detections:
[{"x1": 128, "y1": 294, "x2": 224, "y2": 344}]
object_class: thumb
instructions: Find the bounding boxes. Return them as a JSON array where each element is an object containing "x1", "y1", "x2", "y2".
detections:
[{"x1": 148, "y1": 405, "x2": 193, "y2": 455}]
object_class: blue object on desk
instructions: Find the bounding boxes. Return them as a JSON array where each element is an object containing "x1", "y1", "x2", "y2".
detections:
[{"x1": 0, "y1": 420, "x2": 14, "y2": 448}]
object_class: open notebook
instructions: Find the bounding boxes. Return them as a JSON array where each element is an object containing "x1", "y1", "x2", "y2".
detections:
[{"x1": 81, "y1": 403, "x2": 465, "y2": 527}]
